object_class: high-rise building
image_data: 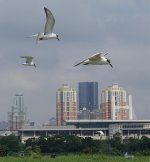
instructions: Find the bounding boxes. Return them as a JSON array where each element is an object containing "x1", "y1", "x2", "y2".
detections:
[
  {"x1": 78, "y1": 82, "x2": 98, "y2": 111},
  {"x1": 8, "y1": 93, "x2": 28, "y2": 130},
  {"x1": 56, "y1": 84, "x2": 77, "y2": 126},
  {"x1": 101, "y1": 83, "x2": 133, "y2": 120}
]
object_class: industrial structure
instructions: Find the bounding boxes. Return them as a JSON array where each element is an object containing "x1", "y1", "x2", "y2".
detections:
[{"x1": 19, "y1": 120, "x2": 150, "y2": 142}]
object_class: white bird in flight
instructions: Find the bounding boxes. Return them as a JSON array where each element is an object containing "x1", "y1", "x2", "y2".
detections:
[
  {"x1": 21, "y1": 56, "x2": 36, "y2": 68},
  {"x1": 74, "y1": 52, "x2": 113, "y2": 68},
  {"x1": 28, "y1": 7, "x2": 59, "y2": 42}
]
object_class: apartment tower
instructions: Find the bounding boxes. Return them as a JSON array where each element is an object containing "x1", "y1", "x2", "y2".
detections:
[
  {"x1": 101, "y1": 83, "x2": 133, "y2": 120},
  {"x1": 56, "y1": 84, "x2": 77, "y2": 126}
]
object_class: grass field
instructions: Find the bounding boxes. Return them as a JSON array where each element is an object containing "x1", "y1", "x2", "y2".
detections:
[{"x1": 0, "y1": 154, "x2": 150, "y2": 162}]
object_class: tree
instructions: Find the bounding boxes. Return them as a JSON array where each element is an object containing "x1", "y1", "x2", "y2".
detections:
[
  {"x1": 37, "y1": 136, "x2": 49, "y2": 153},
  {"x1": 140, "y1": 136, "x2": 150, "y2": 155},
  {"x1": 0, "y1": 135, "x2": 20, "y2": 153},
  {"x1": 123, "y1": 137, "x2": 140, "y2": 153},
  {"x1": 108, "y1": 132, "x2": 123, "y2": 155},
  {"x1": 25, "y1": 137, "x2": 40, "y2": 153},
  {"x1": 63, "y1": 135, "x2": 82, "y2": 152},
  {"x1": 0, "y1": 145, "x2": 8, "y2": 156},
  {"x1": 81, "y1": 137, "x2": 99, "y2": 153}
]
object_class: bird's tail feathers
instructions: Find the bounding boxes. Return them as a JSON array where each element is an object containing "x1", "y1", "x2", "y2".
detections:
[
  {"x1": 26, "y1": 34, "x2": 38, "y2": 38},
  {"x1": 36, "y1": 33, "x2": 44, "y2": 44}
]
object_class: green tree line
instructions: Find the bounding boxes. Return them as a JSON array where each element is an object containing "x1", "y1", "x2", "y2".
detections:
[{"x1": 0, "y1": 134, "x2": 150, "y2": 156}]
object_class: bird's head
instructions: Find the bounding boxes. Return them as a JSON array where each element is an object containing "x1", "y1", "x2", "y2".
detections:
[{"x1": 107, "y1": 59, "x2": 110, "y2": 64}]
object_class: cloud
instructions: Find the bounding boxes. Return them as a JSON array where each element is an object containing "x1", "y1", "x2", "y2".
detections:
[{"x1": 0, "y1": 0, "x2": 149, "y2": 123}]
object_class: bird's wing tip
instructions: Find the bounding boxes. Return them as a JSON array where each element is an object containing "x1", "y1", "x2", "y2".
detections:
[
  {"x1": 20, "y1": 56, "x2": 26, "y2": 58},
  {"x1": 74, "y1": 62, "x2": 82, "y2": 67},
  {"x1": 74, "y1": 65, "x2": 78, "y2": 67}
]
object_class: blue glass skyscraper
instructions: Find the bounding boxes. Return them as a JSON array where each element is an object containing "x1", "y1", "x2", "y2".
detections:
[{"x1": 78, "y1": 82, "x2": 98, "y2": 111}]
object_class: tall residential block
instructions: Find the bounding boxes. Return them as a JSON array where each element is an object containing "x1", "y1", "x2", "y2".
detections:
[
  {"x1": 56, "y1": 84, "x2": 77, "y2": 126},
  {"x1": 78, "y1": 82, "x2": 98, "y2": 111},
  {"x1": 8, "y1": 93, "x2": 28, "y2": 130},
  {"x1": 101, "y1": 83, "x2": 133, "y2": 120}
]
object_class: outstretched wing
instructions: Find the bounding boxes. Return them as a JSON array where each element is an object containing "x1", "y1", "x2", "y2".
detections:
[
  {"x1": 89, "y1": 53, "x2": 104, "y2": 62},
  {"x1": 26, "y1": 57, "x2": 33, "y2": 64},
  {"x1": 21, "y1": 56, "x2": 33, "y2": 64},
  {"x1": 44, "y1": 7, "x2": 55, "y2": 35},
  {"x1": 74, "y1": 58, "x2": 88, "y2": 67}
]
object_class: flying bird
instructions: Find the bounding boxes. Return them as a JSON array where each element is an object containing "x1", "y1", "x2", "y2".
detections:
[
  {"x1": 74, "y1": 52, "x2": 113, "y2": 68},
  {"x1": 20, "y1": 56, "x2": 36, "y2": 68},
  {"x1": 28, "y1": 7, "x2": 59, "y2": 42}
]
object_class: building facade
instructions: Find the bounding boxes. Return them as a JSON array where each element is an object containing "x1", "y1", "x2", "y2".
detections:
[
  {"x1": 19, "y1": 120, "x2": 150, "y2": 142},
  {"x1": 78, "y1": 82, "x2": 98, "y2": 111},
  {"x1": 56, "y1": 84, "x2": 77, "y2": 126},
  {"x1": 8, "y1": 93, "x2": 28, "y2": 130},
  {"x1": 101, "y1": 83, "x2": 133, "y2": 120}
]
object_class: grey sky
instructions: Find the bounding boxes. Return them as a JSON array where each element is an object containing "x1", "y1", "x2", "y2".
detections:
[{"x1": 0, "y1": 0, "x2": 149, "y2": 124}]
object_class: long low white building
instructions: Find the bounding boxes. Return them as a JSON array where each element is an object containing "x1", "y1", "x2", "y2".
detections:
[{"x1": 18, "y1": 120, "x2": 150, "y2": 142}]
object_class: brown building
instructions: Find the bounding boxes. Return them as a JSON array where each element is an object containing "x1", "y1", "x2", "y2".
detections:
[
  {"x1": 56, "y1": 84, "x2": 77, "y2": 126},
  {"x1": 101, "y1": 83, "x2": 133, "y2": 120}
]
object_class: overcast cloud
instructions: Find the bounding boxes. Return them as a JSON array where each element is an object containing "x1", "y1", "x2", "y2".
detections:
[{"x1": 0, "y1": 0, "x2": 149, "y2": 124}]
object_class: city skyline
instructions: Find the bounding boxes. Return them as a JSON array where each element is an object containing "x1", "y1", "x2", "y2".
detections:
[
  {"x1": 0, "y1": 0, "x2": 149, "y2": 123},
  {"x1": 3, "y1": 81, "x2": 144, "y2": 125}
]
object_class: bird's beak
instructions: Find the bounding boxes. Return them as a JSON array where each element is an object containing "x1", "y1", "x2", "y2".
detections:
[{"x1": 109, "y1": 63, "x2": 113, "y2": 68}]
